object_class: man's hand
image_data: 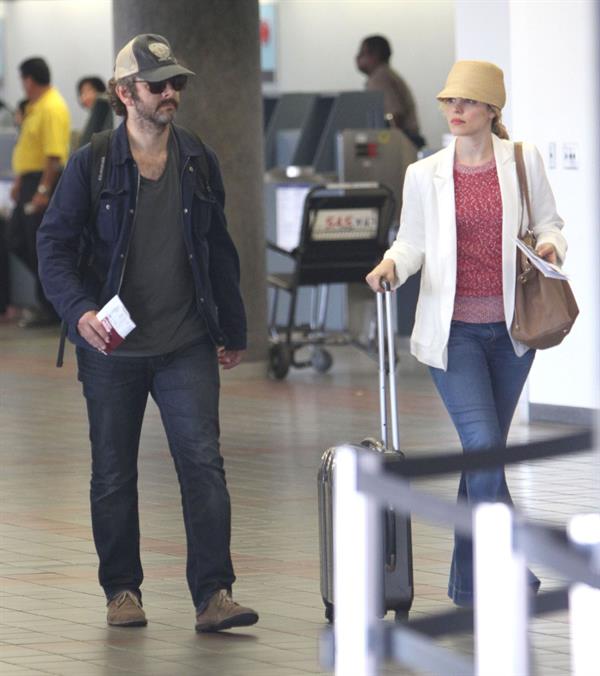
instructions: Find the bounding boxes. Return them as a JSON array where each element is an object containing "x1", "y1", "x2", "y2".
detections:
[
  {"x1": 365, "y1": 258, "x2": 397, "y2": 292},
  {"x1": 535, "y1": 242, "x2": 558, "y2": 265},
  {"x1": 77, "y1": 310, "x2": 110, "y2": 351},
  {"x1": 217, "y1": 347, "x2": 244, "y2": 370},
  {"x1": 30, "y1": 191, "x2": 50, "y2": 213}
]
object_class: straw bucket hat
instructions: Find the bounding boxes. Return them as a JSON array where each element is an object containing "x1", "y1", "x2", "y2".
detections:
[{"x1": 437, "y1": 60, "x2": 506, "y2": 109}]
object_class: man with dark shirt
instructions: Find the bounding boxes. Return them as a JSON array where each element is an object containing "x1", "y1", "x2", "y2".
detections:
[
  {"x1": 37, "y1": 34, "x2": 258, "y2": 633},
  {"x1": 76, "y1": 76, "x2": 113, "y2": 147},
  {"x1": 356, "y1": 35, "x2": 425, "y2": 149}
]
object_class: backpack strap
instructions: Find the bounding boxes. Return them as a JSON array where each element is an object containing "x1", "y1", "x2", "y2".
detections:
[
  {"x1": 178, "y1": 126, "x2": 212, "y2": 194},
  {"x1": 56, "y1": 130, "x2": 112, "y2": 367},
  {"x1": 89, "y1": 129, "x2": 113, "y2": 219}
]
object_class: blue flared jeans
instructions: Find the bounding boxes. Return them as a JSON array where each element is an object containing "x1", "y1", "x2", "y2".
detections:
[
  {"x1": 429, "y1": 321, "x2": 539, "y2": 606},
  {"x1": 76, "y1": 339, "x2": 235, "y2": 610}
]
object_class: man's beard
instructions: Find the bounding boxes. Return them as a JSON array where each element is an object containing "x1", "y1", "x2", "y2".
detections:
[{"x1": 133, "y1": 96, "x2": 178, "y2": 129}]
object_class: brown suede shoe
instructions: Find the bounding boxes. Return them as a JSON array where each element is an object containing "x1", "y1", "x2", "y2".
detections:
[
  {"x1": 195, "y1": 589, "x2": 258, "y2": 633},
  {"x1": 107, "y1": 591, "x2": 147, "y2": 627}
]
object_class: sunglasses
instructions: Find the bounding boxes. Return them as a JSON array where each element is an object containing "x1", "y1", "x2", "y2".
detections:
[{"x1": 135, "y1": 75, "x2": 188, "y2": 94}]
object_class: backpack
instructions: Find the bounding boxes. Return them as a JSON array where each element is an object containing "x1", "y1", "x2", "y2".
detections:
[{"x1": 56, "y1": 128, "x2": 210, "y2": 366}]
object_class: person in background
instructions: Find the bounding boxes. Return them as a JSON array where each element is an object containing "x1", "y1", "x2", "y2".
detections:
[
  {"x1": 0, "y1": 205, "x2": 11, "y2": 319},
  {"x1": 356, "y1": 34, "x2": 425, "y2": 149},
  {"x1": 14, "y1": 99, "x2": 29, "y2": 129},
  {"x1": 366, "y1": 60, "x2": 567, "y2": 606},
  {"x1": 76, "y1": 76, "x2": 113, "y2": 147},
  {"x1": 37, "y1": 33, "x2": 258, "y2": 633},
  {"x1": 9, "y1": 57, "x2": 70, "y2": 328},
  {"x1": 0, "y1": 100, "x2": 28, "y2": 320}
]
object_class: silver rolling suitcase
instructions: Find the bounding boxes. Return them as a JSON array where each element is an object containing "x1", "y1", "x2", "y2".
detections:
[{"x1": 318, "y1": 282, "x2": 414, "y2": 623}]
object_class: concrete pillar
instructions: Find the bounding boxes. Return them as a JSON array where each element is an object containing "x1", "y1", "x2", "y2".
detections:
[{"x1": 112, "y1": 0, "x2": 267, "y2": 362}]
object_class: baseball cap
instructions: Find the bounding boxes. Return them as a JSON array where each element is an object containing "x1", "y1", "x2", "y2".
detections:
[{"x1": 114, "y1": 34, "x2": 194, "y2": 82}]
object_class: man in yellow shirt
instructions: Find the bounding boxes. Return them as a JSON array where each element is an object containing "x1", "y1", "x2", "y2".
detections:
[{"x1": 10, "y1": 57, "x2": 70, "y2": 327}]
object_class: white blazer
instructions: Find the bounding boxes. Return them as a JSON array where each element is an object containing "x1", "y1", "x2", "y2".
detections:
[{"x1": 385, "y1": 134, "x2": 567, "y2": 370}]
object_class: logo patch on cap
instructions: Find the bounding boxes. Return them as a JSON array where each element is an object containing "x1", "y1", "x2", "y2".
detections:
[{"x1": 148, "y1": 42, "x2": 171, "y2": 61}]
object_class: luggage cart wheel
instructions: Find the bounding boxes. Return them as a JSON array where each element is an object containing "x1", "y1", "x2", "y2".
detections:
[
  {"x1": 268, "y1": 344, "x2": 291, "y2": 380},
  {"x1": 394, "y1": 609, "x2": 409, "y2": 623},
  {"x1": 311, "y1": 348, "x2": 333, "y2": 374},
  {"x1": 324, "y1": 601, "x2": 334, "y2": 624}
]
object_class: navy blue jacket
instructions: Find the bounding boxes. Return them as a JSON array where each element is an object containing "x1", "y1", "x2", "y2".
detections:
[{"x1": 37, "y1": 123, "x2": 247, "y2": 351}]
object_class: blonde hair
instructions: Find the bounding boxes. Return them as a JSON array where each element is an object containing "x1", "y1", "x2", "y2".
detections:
[{"x1": 490, "y1": 105, "x2": 509, "y2": 140}]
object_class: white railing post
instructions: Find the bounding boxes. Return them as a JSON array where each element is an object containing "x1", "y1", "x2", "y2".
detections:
[
  {"x1": 474, "y1": 503, "x2": 529, "y2": 676},
  {"x1": 334, "y1": 446, "x2": 380, "y2": 676},
  {"x1": 568, "y1": 513, "x2": 600, "y2": 676}
]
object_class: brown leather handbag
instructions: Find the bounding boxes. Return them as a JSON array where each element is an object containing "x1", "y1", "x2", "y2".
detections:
[{"x1": 511, "y1": 143, "x2": 579, "y2": 349}]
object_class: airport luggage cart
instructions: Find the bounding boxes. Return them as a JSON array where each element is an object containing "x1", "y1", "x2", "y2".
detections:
[{"x1": 266, "y1": 182, "x2": 395, "y2": 379}]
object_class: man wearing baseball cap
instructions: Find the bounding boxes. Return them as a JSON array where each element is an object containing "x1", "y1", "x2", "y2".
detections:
[{"x1": 37, "y1": 34, "x2": 258, "y2": 632}]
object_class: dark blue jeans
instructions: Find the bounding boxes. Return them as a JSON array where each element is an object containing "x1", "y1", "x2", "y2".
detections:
[
  {"x1": 429, "y1": 321, "x2": 539, "y2": 606},
  {"x1": 76, "y1": 340, "x2": 235, "y2": 610}
]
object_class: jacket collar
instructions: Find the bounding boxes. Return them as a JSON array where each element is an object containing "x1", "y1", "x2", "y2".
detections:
[
  {"x1": 434, "y1": 133, "x2": 512, "y2": 179},
  {"x1": 492, "y1": 133, "x2": 514, "y2": 166},
  {"x1": 111, "y1": 122, "x2": 205, "y2": 166},
  {"x1": 434, "y1": 137, "x2": 456, "y2": 179}
]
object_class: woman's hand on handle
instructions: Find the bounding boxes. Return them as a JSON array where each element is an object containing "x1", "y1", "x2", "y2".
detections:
[{"x1": 365, "y1": 258, "x2": 397, "y2": 292}]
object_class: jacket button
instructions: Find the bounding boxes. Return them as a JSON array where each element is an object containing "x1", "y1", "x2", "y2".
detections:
[
  {"x1": 189, "y1": 166, "x2": 194, "y2": 172},
  {"x1": 189, "y1": 254, "x2": 193, "y2": 260},
  {"x1": 184, "y1": 208, "x2": 188, "y2": 214},
  {"x1": 105, "y1": 204, "x2": 110, "y2": 210},
  {"x1": 120, "y1": 253, "x2": 125, "y2": 259},
  {"x1": 199, "y1": 297, "x2": 205, "y2": 303},
  {"x1": 129, "y1": 209, "x2": 134, "y2": 215}
]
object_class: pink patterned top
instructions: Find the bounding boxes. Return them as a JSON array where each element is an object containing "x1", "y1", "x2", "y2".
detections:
[{"x1": 452, "y1": 158, "x2": 505, "y2": 323}]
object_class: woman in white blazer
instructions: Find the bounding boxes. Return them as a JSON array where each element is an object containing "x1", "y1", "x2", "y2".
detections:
[{"x1": 366, "y1": 61, "x2": 567, "y2": 607}]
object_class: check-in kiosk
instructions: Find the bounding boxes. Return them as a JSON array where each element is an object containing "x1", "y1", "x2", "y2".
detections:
[
  {"x1": 312, "y1": 91, "x2": 385, "y2": 173},
  {"x1": 263, "y1": 95, "x2": 279, "y2": 131},
  {"x1": 264, "y1": 93, "x2": 320, "y2": 169},
  {"x1": 336, "y1": 128, "x2": 417, "y2": 221}
]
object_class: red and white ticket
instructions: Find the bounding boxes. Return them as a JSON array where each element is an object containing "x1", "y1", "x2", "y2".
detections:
[{"x1": 96, "y1": 295, "x2": 136, "y2": 354}]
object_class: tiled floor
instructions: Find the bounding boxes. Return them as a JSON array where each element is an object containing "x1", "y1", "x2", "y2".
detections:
[{"x1": 0, "y1": 323, "x2": 597, "y2": 675}]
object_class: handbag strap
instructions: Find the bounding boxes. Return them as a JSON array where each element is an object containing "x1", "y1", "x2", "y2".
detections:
[
  {"x1": 514, "y1": 142, "x2": 536, "y2": 278},
  {"x1": 514, "y1": 142, "x2": 533, "y2": 235}
]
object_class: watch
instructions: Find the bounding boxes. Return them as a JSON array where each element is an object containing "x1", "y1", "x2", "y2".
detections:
[{"x1": 36, "y1": 184, "x2": 49, "y2": 195}]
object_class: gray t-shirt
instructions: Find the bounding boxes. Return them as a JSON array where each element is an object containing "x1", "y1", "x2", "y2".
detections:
[{"x1": 115, "y1": 133, "x2": 206, "y2": 356}]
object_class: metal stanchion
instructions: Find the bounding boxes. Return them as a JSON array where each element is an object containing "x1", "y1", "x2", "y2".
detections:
[
  {"x1": 334, "y1": 446, "x2": 381, "y2": 676},
  {"x1": 568, "y1": 513, "x2": 600, "y2": 676},
  {"x1": 474, "y1": 503, "x2": 529, "y2": 676}
]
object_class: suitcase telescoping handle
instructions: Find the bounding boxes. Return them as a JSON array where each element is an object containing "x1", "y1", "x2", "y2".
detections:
[
  {"x1": 376, "y1": 279, "x2": 400, "y2": 453},
  {"x1": 376, "y1": 278, "x2": 400, "y2": 573}
]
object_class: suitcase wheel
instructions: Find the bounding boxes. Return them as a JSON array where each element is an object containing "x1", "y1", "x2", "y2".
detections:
[
  {"x1": 268, "y1": 344, "x2": 291, "y2": 380},
  {"x1": 311, "y1": 347, "x2": 333, "y2": 374},
  {"x1": 324, "y1": 601, "x2": 334, "y2": 624},
  {"x1": 394, "y1": 609, "x2": 409, "y2": 623}
]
